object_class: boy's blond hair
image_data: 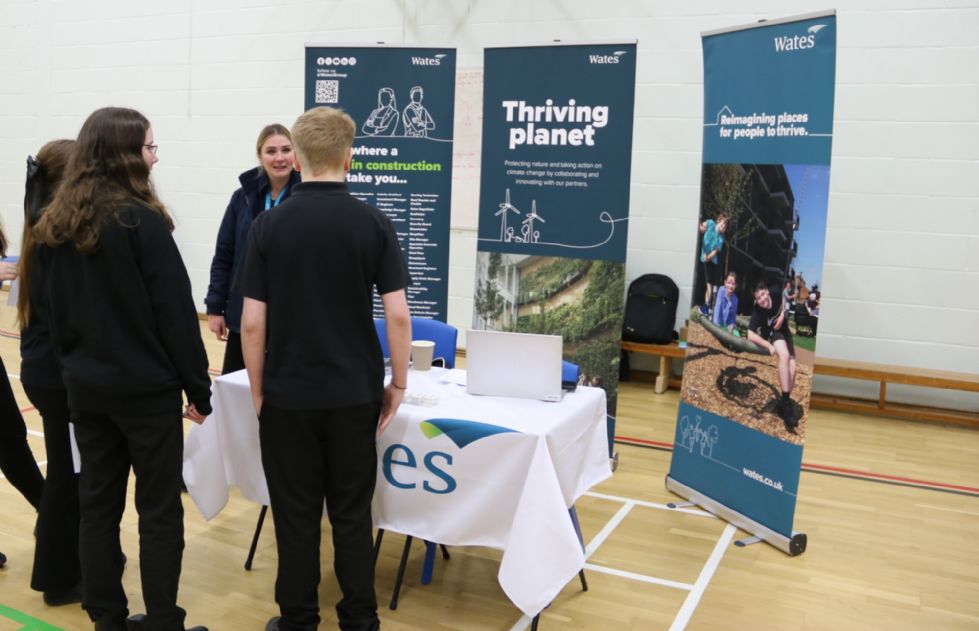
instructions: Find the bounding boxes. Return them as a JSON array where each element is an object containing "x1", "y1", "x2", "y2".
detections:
[{"x1": 291, "y1": 107, "x2": 355, "y2": 175}]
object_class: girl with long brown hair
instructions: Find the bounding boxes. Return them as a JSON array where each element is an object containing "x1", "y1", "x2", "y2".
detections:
[{"x1": 34, "y1": 107, "x2": 210, "y2": 631}]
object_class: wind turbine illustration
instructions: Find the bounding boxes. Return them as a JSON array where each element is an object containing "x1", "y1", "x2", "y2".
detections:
[
  {"x1": 520, "y1": 200, "x2": 546, "y2": 243},
  {"x1": 496, "y1": 188, "x2": 521, "y2": 241}
]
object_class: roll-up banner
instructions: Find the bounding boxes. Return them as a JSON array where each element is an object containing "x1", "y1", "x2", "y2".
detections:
[
  {"x1": 304, "y1": 45, "x2": 456, "y2": 321},
  {"x1": 475, "y1": 43, "x2": 637, "y2": 455},
  {"x1": 667, "y1": 12, "x2": 836, "y2": 555}
]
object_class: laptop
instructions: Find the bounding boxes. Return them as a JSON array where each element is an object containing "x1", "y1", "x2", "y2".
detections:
[{"x1": 465, "y1": 329, "x2": 564, "y2": 402}]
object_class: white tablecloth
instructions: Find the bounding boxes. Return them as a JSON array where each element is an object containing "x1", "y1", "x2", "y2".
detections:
[{"x1": 183, "y1": 368, "x2": 611, "y2": 617}]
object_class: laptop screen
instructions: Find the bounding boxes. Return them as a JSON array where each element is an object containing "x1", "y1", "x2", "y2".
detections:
[{"x1": 465, "y1": 330, "x2": 564, "y2": 402}]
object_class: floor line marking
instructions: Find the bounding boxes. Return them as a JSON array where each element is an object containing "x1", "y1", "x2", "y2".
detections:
[
  {"x1": 668, "y1": 523, "x2": 737, "y2": 631},
  {"x1": 584, "y1": 563, "x2": 694, "y2": 591},
  {"x1": 584, "y1": 490, "x2": 715, "y2": 518},
  {"x1": 584, "y1": 500, "x2": 634, "y2": 559}
]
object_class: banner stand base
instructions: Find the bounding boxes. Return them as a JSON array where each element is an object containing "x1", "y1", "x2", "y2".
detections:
[
  {"x1": 665, "y1": 475, "x2": 808, "y2": 556},
  {"x1": 734, "y1": 535, "x2": 763, "y2": 547},
  {"x1": 667, "y1": 501, "x2": 695, "y2": 509}
]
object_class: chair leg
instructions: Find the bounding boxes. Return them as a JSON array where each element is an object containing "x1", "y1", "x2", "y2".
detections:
[
  {"x1": 531, "y1": 613, "x2": 540, "y2": 630},
  {"x1": 421, "y1": 541, "x2": 451, "y2": 584},
  {"x1": 244, "y1": 505, "x2": 268, "y2": 571},
  {"x1": 373, "y1": 528, "x2": 385, "y2": 564},
  {"x1": 390, "y1": 535, "x2": 414, "y2": 610},
  {"x1": 421, "y1": 541, "x2": 437, "y2": 585},
  {"x1": 569, "y1": 506, "x2": 587, "y2": 591}
]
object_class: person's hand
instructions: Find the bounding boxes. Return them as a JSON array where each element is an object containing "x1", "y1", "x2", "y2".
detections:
[
  {"x1": 207, "y1": 315, "x2": 228, "y2": 341},
  {"x1": 773, "y1": 309, "x2": 785, "y2": 331},
  {"x1": 766, "y1": 343, "x2": 776, "y2": 357},
  {"x1": 0, "y1": 262, "x2": 19, "y2": 282},
  {"x1": 251, "y1": 392, "x2": 263, "y2": 417},
  {"x1": 183, "y1": 403, "x2": 206, "y2": 424},
  {"x1": 378, "y1": 384, "x2": 405, "y2": 436}
]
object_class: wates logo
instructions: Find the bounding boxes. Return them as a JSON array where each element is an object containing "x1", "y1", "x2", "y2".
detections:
[
  {"x1": 411, "y1": 53, "x2": 448, "y2": 66},
  {"x1": 381, "y1": 419, "x2": 518, "y2": 495},
  {"x1": 588, "y1": 50, "x2": 628, "y2": 64},
  {"x1": 774, "y1": 24, "x2": 826, "y2": 52}
]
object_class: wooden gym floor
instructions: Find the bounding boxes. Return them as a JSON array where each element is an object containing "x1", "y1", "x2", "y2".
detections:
[{"x1": 0, "y1": 303, "x2": 977, "y2": 630}]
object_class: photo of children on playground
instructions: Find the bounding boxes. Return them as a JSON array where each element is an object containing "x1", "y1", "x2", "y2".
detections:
[
  {"x1": 472, "y1": 251, "x2": 625, "y2": 413},
  {"x1": 681, "y1": 163, "x2": 830, "y2": 445}
]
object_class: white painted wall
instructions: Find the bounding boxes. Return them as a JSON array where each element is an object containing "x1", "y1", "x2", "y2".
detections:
[{"x1": 1, "y1": 1, "x2": 976, "y2": 411}]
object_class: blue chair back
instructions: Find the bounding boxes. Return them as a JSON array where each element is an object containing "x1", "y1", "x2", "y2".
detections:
[
  {"x1": 374, "y1": 317, "x2": 458, "y2": 369},
  {"x1": 562, "y1": 360, "x2": 579, "y2": 385}
]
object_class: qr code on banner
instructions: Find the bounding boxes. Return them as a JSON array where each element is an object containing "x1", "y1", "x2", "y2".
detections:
[{"x1": 315, "y1": 80, "x2": 339, "y2": 104}]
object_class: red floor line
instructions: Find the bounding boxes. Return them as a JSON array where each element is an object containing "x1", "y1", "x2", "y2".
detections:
[
  {"x1": 615, "y1": 434, "x2": 978, "y2": 494},
  {"x1": 20, "y1": 406, "x2": 36, "y2": 414},
  {"x1": 800, "y1": 462, "x2": 979, "y2": 493}
]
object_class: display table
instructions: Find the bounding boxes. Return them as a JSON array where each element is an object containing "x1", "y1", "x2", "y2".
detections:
[{"x1": 183, "y1": 368, "x2": 611, "y2": 617}]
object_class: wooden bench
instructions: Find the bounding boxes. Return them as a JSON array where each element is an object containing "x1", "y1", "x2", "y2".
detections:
[
  {"x1": 810, "y1": 358, "x2": 979, "y2": 427},
  {"x1": 621, "y1": 340, "x2": 686, "y2": 394}
]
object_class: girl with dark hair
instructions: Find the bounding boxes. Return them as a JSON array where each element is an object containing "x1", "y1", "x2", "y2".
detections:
[
  {"x1": 34, "y1": 106, "x2": 211, "y2": 631},
  {"x1": 18, "y1": 139, "x2": 85, "y2": 607},
  {"x1": 204, "y1": 123, "x2": 300, "y2": 374}
]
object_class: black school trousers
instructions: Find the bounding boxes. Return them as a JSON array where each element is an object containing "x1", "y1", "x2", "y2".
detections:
[
  {"x1": 24, "y1": 384, "x2": 81, "y2": 593},
  {"x1": 259, "y1": 401, "x2": 381, "y2": 631},
  {"x1": 73, "y1": 407, "x2": 187, "y2": 631},
  {"x1": 0, "y1": 360, "x2": 43, "y2": 509}
]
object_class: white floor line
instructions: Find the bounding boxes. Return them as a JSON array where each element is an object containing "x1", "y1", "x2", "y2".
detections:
[
  {"x1": 27, "y1": 428, "x2": 44, "y2": 438},
  {"x1": 668, "y1": 523, "x2": 737, "y2": 631},
  {"x1": 584, "y1": 500, "x2": 634, "y2": 558},
  {"x1": 583, "y1": 563, "x2": 693, "y2": 591},
  {"x1": 584, "y1": 490, "x2": 715, "y2": 518},
  {"x1": 508, "y1": 615, "x2": 532, "y2": 631}
]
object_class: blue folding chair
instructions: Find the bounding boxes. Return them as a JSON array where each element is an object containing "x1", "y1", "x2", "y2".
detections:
[
  {"x1": 562, "y1": 360, "x2": 580, "y2": 387},
  {"x1": 375, "y1": 316, "x2": 458, "y2": 368}
]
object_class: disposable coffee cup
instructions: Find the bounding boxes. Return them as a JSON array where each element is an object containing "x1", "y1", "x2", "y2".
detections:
[{"x1": 411, "y1": 340, "x2": 435, "y2": 371}]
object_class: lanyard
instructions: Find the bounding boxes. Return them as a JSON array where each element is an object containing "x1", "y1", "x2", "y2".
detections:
[{"x1": 264, "y1": 187, "x2": 288, "y2": 211}]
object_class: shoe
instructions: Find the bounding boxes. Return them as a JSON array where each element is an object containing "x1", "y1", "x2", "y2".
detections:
[
  {"x1": 0, "y1": 551, "x2": 6, "y2": 568},
  {"x1": 699, "y1": 303, "x2": 710, "y2": 316},
  {"x1": 43, "y1": 583, "x2": 82, "y2": 606},
  {"x1": 777, "y1": 399, "x2": 798, "y2": 431},
  {"x1": 265, "y1": 616, "x2": 281, "y2": 631},
  {"x1": 126, "y1": 614, "x2": 145, "y2": 631}
]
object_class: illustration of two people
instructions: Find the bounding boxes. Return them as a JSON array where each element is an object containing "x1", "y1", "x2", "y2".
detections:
[{"x1": 362, "y1": 86, "x2": 435, "y2": 137}]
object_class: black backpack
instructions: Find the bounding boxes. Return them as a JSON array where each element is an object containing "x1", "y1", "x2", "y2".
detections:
[{"x1": 622, "y1": 274, "x2": 679, "y2": 345}]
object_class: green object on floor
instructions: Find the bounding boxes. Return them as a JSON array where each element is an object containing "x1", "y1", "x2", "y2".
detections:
[{"x1": 0, "y1": 603, "x2": 65, "y2": 631}]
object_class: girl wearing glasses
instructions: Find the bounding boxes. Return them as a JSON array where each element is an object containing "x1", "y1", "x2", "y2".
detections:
[{"x1": 32, "y1": 107, "x2": 210, "y2": 631}]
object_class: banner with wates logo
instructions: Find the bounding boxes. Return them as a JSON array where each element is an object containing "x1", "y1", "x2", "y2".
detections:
[
  {"x1": 474, "y1": 43, "x2": 637, "y2": 455},
  {"x1": 304, "y1": 46, "x2": 456, "y2": 320},
  {"x1": 667, "y1": 12, "x2": 836, "y2": 555}
]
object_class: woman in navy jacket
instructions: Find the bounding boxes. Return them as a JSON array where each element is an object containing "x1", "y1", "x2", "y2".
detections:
[{"x1": 205, "y1": 124, "x2": 301, "y2": 374}]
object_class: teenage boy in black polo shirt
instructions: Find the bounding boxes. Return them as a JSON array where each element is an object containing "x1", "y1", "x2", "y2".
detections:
[
  {"x1": 746, "y1": 281, "x2": 798, "y2": 431},
  {"x1": 235, "y1": 106, "x2": 411, "y2": 631}
]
